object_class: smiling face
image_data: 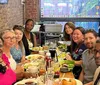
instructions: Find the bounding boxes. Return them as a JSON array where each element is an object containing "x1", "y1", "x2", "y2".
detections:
[
  {"x1": 14, "y1": 29, "x2": 23, "y2": 42},
  {"x1": 25, "y1": 21, "x2": 34, "y2": 32},
  {"x1": 2, "y1": 31, "x2": 16, "y2": 48},
  {"x1": 94, "y1": 42, "x2": 100, "y2": 66},
  {"x1": 84, "y1": 33, "x2": 97, "y2": 49},
  {"x1": 65, "y1": 25, "x2": 73, "y2": 35},
  {"x1": 72, "y1": 29, "x2": 84, "y2": 44}
]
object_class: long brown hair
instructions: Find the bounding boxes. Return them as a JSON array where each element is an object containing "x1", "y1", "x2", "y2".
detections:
[
  {"x1": 13, "y1": 25, "x2": 25, "y2": 56},
  {"x1": 63, "y1": 22, "x2": 75, "y2": 41}
]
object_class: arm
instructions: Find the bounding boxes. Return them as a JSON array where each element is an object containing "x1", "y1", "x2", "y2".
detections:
[
  {"x1": 74, "y1": 60, "x2": 83, "y2": 66},
  {"x1": 21, "y1": 56, "x2": 26, "y2": 62},
  {"x1": 33, "y1": 34, "x2": 37, "y2": 47},
  {"x1": 15, "y1": 64, "x2": 24, "y2": 80},
  {"x1": 66, "y1": 54, "x2": 83, "y2": 66},
  {"x1": 84, "y1": 81, "x2": 93, "y2": 85},
  {"x1": 79, "y1": 69, "x2": 84, "y2": 82}
]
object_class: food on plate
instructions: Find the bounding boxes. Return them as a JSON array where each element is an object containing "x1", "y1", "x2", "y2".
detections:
[
  {"x1": 58, "y1": 43, "x2": 67, "y2": 52},
  {"x1": 43, "y1": 46, "x2": 49, "y2": 50},
  {"x1": 62, "y1": 78, "x2": 76, "y2": 85},
  {"x1": 26, "y1": 54, "x2": 44, "y2": 60},
  {"x1": 62, "y1": 79, "x2": 68, "y2": 85},
  {"x1": 39, "y1": 69, "x2": 46, "y2": 75},
  {"x1": 60, "y1": 60, "x2": 75, "y2": 71},
  {"x1": 69, "y1": 78, "x2": 76, "y2": 85},
  {"x1": 25, "y1": 82, "x2": 35, "y2": 85},
  {"x1": 54, "y1": 78, "x2": 77, "y2": 85},
  {"x1": 14, "y1": 78, "x2": 45, "y2": 85},
  {"x1": 27, "y1": 66, "x2": 39, "y2": 73},
  {"x1": 24, "y1": 63, "x2": 33, "y2": 69},
  {"x1": 32, "y1": 46, "x2": 49, "y2": 51},
  {"x1": 32, "y1": 47, "x2": 40, "y2": 51}
]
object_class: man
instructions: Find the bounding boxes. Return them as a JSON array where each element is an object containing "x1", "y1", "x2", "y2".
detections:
[
  {"x1": 80, "y1": 29, "x2": 98, "y2": 85},
  {"x1": 93, "y1": 39, "x2": 100, "y2": 85}
]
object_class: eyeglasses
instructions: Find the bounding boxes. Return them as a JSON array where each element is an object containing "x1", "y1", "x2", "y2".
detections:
[
  {"x1": 94, "y1": 49, "x2": 100, "y2": 54},
  {"x1": 4, "y1": 37, "x2": 16, "y2": 40}
]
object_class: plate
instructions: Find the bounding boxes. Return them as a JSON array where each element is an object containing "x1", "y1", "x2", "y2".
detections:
[
  {"x1": 26, "y1": 54, "x2": 44, "y2": 60},
  {"x1": 14, "y1": 78, "x2": 36, "y2": 85},
  {"x1": 14, "y1": 78, "x2": 44, "y2": 85},
  {"x1": 54, "y1": 78, "x2": 83, "y2": 85},
  {"x1": 30, "y1": 47, "x2": 43, "y2": 52}
]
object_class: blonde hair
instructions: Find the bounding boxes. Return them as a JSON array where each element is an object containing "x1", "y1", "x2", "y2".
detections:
[{"x1": 0, "y1": 29, "x2": 15, "y2": 40}]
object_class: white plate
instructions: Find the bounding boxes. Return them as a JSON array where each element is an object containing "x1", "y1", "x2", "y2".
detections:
[
  {"x1": 14, "y1": 78, "x2": 36, "y2": 85},
  {"x1": 55, "y1": 78, "x2": 83, "y2": 85},
  {"x1": 26, "y1": 54, "x2": 44, "y2": 60},
  {"x1": 14, "y1": 78, "x2": 44, "y2": 85}
]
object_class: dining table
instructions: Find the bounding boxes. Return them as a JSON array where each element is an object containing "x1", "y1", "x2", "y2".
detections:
[
  {"x1": 29, "y1": 46, "x2": 75, "y2": 79},
  {"x1": 14, "y1": 45, "x2": 83, "y2": 85}
]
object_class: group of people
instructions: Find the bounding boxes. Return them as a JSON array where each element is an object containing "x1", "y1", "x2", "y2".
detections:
[
  {"x1": 63, "y1": 22, "x2": 100, "y2": 85},
  {"x1": 0, "y1": 19, "x2": 37, "y2": 85},
  {"x1": 0, "y1": 19, "x2": 99, "y2": 85}
]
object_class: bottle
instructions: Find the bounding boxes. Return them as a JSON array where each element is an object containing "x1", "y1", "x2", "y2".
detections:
[{"x1": 45, "y1": 52, "x2": 52, "y2": 70}]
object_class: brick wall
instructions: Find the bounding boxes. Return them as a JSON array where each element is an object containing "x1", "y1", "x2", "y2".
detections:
[
  {"x1": 0, "y1": 0, "x2": 24, "y2": 31},
  {"x1": 25, "y1": 0, "x2": 39, "y2": 23},
  {"x1": 0, "y1": 0, "x2": 40, "y2": 31}
]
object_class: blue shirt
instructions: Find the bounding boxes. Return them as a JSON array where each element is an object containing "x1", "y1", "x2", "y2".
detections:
[{"x1": 10, "y1": 46, "x2": 22, "y2": 63}]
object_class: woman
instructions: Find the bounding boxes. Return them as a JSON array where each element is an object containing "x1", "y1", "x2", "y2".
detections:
[
  {"x1": 0, "y1": 29, "x2": 24, "y2": 80},
  {"x1": 67, "y1": 27, "x2": 87, "y2": 79},
  {"x1": 10, "y1": 25, "x2": 26, "y2": 63},
  {"x1": 63, "y1": 22, "x2": 75, "y2": 53},
  {"x1": 63, "y1": 22, "x2": 75, "y2": 41},
  {"x1": 0, "y1": 37, "x2": 16, "y2": 85},
  {"x1": 22, "y1": 19, "x2": 37, "y2": 55}
]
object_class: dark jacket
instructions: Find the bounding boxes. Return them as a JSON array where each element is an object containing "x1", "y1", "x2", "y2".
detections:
[{"x1": 22, "y1": 32, "x2": 34, "y2": 56}]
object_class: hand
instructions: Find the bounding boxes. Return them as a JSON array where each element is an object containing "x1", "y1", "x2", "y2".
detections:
[
  {"x1": 16, "y1": 65, "x2": 24, "y2": 80},
  {"x1": 16, "y1": 64, "x2": 24, "y2": 73},
  {"x1": 21, "y1": 59, "x2": 30, "y2": 64},
  {"x1": 66, "y1": 54, "x2": 72, "y2": 60}
]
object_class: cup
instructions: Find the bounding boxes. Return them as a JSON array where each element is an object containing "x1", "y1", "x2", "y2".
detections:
[{"x1": 49, "y1": 49, "x2": 56, "y2": 59}]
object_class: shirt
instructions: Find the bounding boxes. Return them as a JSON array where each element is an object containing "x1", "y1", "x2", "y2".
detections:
[
  {"x1": 0, "y1": 54, "x2": 16, "y2": 85},
  {"x1": 10, "y1": 46, "x2": 23, "y2": 63},
  {"x1": 93, "y1": 66, "x2": 100, "y2": 85},
  {"x1": 82, "y1": 49, "x2": 97, "y2": 84},
  {"x1": 72, "y1": 43, "x2": 87, "y2": 79},
  {"x1": 8, "y1": 55, "x2": 17, "y2": 71}
]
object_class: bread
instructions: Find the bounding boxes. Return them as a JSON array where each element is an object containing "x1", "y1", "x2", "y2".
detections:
[{"x1": 61, "y1": 78, "x2": 76, "y2": 85}]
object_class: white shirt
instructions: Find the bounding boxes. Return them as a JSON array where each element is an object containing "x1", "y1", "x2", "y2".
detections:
[
  {"x1": 8, "y1": 55, "x2": 17, "y2": 70},
  {"x1": 27, "y1": 39, "x2": 33, "y2": 49}
]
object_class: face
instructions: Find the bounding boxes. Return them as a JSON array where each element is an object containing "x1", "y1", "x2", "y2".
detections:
[
  {"x1": 65, "y1": 25, "x2": 73, "y2": 35},
  {"x1": 14, "y1": 29, "x2": 23, "y2": 42},
  {"x1": 0, "y1": 39, "x2": 3, "y2": 56},
  {"x1": 84, "y1": 33, "x2": 97, "y2": 49},
  {"x1": 25, "y1": 21, "x2": 34, "y2": 32},
  {"x1": 72, "y1": 29, "x2": 84, "y2": 44},
  {"x1": 3, "y1": 31, "x2": 16, "y2": 48},
  {"x1": 94, "y1": 43, "x2": 100, "y2": 66}
]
